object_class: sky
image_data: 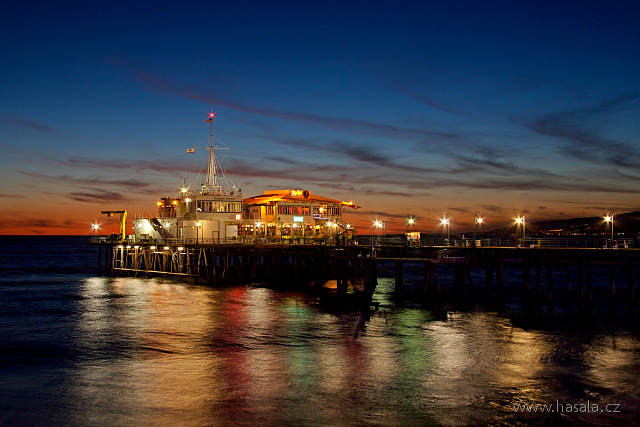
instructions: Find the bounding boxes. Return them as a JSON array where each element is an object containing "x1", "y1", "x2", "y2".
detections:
[{"x1": 1, "y1": 0, "x2": 639, "y2": 236}]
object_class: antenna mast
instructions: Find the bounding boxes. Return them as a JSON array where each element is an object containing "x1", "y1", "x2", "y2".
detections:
[
  {"x1": 199, "y1": 112, "x2": 229, "y2": 194},
  {"x1": 205, "y1": 113, "x2": 217, "y2": 189}
]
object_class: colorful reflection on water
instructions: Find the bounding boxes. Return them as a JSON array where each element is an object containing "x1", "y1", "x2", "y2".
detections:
[{"x1": 1, "y1": 275, "x2": 639, "y2": 425}]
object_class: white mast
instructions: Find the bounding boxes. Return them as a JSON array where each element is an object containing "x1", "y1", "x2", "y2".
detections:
[
  {"x1": 203, "y1": 113, "x2": 228, "y2": 194},
  {"x1": 206, "y1": 113, "x2": 216, "y2": 189}
]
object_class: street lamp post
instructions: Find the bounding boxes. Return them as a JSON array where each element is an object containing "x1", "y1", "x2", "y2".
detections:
[
  {"x1": 405, "y1": 217, "x2": 415, "y2": 245},
  {"x1": 474, "y1": 212, "x2": 482, "y2": 241},
  {"x1": 516, "y1": 216, "x2": 526, "y2": 240},
  {"x1": 374, "y1": 219, "x2": 385, "y2": 243},
  {"x1": 605, "y1": 213, "x2": 614, "y2": 241},
  {"x1": 441, "y1": 217, "x2": 450, "y2": 245}
]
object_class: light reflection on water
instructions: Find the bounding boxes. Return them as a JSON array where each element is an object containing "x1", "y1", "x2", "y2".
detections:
[{"x1": 2, "y1": 276, "x2": 639, "y2": 426}]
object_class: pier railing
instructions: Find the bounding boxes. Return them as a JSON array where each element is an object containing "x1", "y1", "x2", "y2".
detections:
[
  {"x1": 359, "y1": 236, "x2": 637, "y2": 249},
  {"x1": 90, "y1": 235, "x2": 348, "y2": 246},
  {"x1": 90, "y1": 234, "x2": 637, "y2": 249}
]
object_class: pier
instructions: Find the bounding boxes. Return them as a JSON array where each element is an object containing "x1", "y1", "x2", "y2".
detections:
[{"x1": 92, "y1": 238, "x2": 640, "y2": 307}]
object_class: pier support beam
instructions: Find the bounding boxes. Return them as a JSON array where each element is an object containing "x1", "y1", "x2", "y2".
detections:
[
  {"x1": 485, "y1": 262, "x2": 495, "y2": 290},
  {"x1": 395, "y1": 261, "x2": 404, "y2": 289},
  {"x1": 586, "y1": 261, "x2": 592, "y2": 301},
  {"x1": 627, "y1": 260, "x2": 635, "y2": 302},
  {"x1": 363, "y1": 259, "x2": 377, "y2": 299},
  {"x1": 337, "y1": 258, "x2": 347, "y2": 294},
  {"x1": 535, "y1": 256, "x2": 541, "y2": 295},
  {"x1": 547, "y1": 255, "x2": 553, "y2": 300},
  {"x1": 496, "y1": 254, "x2": 504, "y2": 294},
  {"x1": 610, "y1": 264, "x2": 616, "y2": 298},
  {"x1": 453, "y1": 264, "x2": 472, "y2": 293},
  {"x1": 98, "y1": 244, "x2": 103, "y2": 276},
  {"x1": 422, "y1": 263, "x2": 441, "y2": 295},
  {"x1": 522, "y1": 259, "x2": 531, "y2": 291},
  {"x1": 577, "y1": 259, "x2": 584, "y2": 297}
]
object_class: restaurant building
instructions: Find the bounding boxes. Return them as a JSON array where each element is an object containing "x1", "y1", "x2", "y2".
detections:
[{"x1": 241, "y1": 189, "x2": 360, "y2": 241}]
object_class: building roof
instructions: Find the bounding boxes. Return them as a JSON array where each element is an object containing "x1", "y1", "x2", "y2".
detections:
[{"x1": 243, "y1": 189, "x2": 360, "y2": 209}]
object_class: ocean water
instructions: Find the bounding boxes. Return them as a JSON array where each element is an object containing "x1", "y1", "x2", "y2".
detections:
[{"x1": 0, "y1": 236, "x2": 639, "y2": 426}]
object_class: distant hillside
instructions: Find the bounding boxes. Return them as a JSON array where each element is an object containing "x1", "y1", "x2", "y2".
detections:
[{"x1": 490, "y1": 211, "x2": 640, "y2": 236}]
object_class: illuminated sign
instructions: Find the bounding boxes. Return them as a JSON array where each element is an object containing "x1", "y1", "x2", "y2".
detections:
[
  {"x1": 293, "y1": 216, "x2": 304, "y2": 223},
  {"x1": 290, "y1": 190, "x2": 310, "y2": 198}
]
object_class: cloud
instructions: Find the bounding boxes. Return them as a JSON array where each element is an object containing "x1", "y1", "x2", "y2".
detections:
[
  {"x1": 381, "y1": 80, "x2": 468, "y2": 118},
  {"x1": 521, "y1": 91, "x2": 640, "y2": 167},
  {"x1": 231, "y1": 151, "x2": 640, "y2": 195},
  {"x1": 478, "y1": 204, "x2": 504, "y2": 212},
  {"x1": 610, "y1": 170, "x2": 640, "y2": 182},
  {"x1": 447, "y1": 206, "x2": 471, "y2": 214},
  {"x1": 271, "y1": 134, "x2": 565, "y2": 186},
  {"x1": 20, "y1": 171, "x2": 152, "y2": 189},
  {"x1": 63, "y1": 157, "x2": 190, "y2": 174},
  {"x1": 0, "y1": 217, "x2": 81, "y2": 230},
  {"x1": 134, "y1": 71, "x2": 462, "y2": 142},
  {"x1": 68, "y1": 188, "x2": 129, "y2": 203},
  {"x1": 0, "y1": 115, "x2": 56, "y2": 132},
  {"x1": 260, "y1": 133, "x2": 463, "y2": 176},
  {"x1": 448, "y1": 152, "x2": 559, "y2": 178},
  {"x1": 312, "y1": 181, "x2": 428, "y2": 198},
  {"x1": 328, "y1": 142, "x2": 446, "y2": 174}
]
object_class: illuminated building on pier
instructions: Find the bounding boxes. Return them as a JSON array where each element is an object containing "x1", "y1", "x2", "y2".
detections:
[{"x1": 241, "y1": 189, "x2": 360, "y2": 240}]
